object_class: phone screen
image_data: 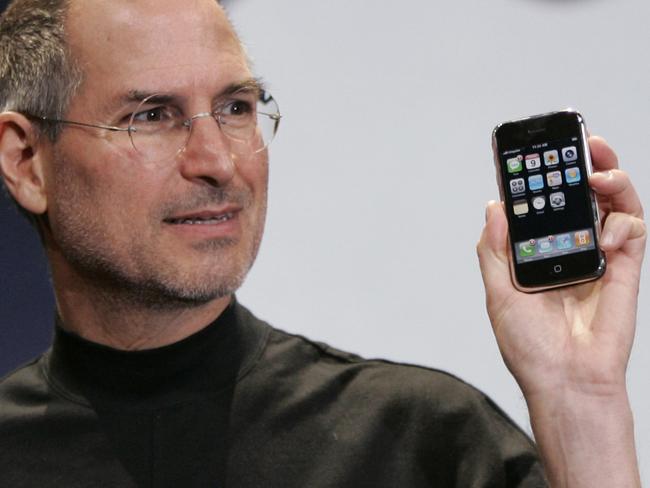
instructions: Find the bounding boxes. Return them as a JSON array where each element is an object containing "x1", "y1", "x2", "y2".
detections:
[{"x1": 494, "y1": 111, "x2": 605, "y2": 289}]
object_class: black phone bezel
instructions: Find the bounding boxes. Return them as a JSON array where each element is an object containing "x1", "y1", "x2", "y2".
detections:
[{"x1": 493, "y1": 110, "x2": 606, "y2": 291}]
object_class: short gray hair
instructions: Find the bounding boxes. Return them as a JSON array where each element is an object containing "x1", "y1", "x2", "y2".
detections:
[
  {"x1": 0, "y1": 0, "x2": 83, "y2": 140},
  {"x1": 0, "y1": 0, "x2": 239, "y2": 229},
  {"x1": 0, "y1": 0, "x2": 83, "y2": 227}
]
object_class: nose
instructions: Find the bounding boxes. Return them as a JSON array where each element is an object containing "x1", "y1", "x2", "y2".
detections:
[{"x1": 178, "y1": 114, "x2": 236, "y2": 187}]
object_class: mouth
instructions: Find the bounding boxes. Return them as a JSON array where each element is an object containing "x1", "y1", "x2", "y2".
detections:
[
  {"x1": 165, "y1": 213, "x2": 234, "y2": 225},
  {"x1": 164, "y1": 208, "x2": 240, "y2": 226}
]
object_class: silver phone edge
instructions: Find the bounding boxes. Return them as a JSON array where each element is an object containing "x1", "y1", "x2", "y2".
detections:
[{"x1": 491, "y1": 109, "x2": 607, "y2": 293}]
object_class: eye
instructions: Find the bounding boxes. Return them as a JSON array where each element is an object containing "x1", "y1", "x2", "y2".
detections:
[
  {"x1": 221, "y1": 99, "x2": 254, "y2": 117},
  {"x1": 131, "y1": 106, "x2": 174, "y2": 123}
]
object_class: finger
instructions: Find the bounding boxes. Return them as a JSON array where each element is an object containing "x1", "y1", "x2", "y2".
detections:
[
  {"x1": 588, "y1": 135, "x2": 619, "y2": 171},
  {"x1": 592, "y1": 212, "x2": 646, "y2": 339},
  {"x1": 589, "y1": 169, "x2": 644, "y2": 218},
  {"x1": 599, "y1": 212, "x2": 647, "y2": 252},
  {"x1": 476, "y1": 201, "x2": 514, "y2": 304}
]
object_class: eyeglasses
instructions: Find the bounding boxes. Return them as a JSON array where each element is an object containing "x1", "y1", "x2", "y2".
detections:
[{"x1": 28, "y1": 89, "x2": 281, "y2": 160}]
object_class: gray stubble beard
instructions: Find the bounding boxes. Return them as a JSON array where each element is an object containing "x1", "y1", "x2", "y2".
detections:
[{"x1": 47, "y1": 150, "x2": 266, "y2": 313}]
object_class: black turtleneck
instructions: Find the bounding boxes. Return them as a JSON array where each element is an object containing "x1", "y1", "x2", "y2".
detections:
[
  {"x1": 47, "y1": 301, "x2": 267, "y2": 408},
  {"x1": 45, "y1": 300, "x2": 269, "y2": 487},
  {"x1": 0, "y1": 301, "x2": 547, "y2": 487}
]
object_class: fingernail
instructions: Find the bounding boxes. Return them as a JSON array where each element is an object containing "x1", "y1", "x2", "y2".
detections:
[
  {"x1": 601, "y1": 231, "x2": 614, "y2": 247},
  {"x1": 485, "y1": 200, "x2": 496, "y2": 223},
  {"x1": 592, "y1": 170, "x2": 609, "y2": 179}
]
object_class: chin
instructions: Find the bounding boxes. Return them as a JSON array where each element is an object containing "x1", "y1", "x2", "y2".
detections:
[
  {"x1": 160, "y1": 253, "x2": 253, "y2": 302},
  {"x1": 124, "y1": 270, "x2": 245, "y2": 311}
]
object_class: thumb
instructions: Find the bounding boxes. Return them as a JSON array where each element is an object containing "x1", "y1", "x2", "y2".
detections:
[{"x1": 476, "y1": 201, "x2": 515, "y2": 305}]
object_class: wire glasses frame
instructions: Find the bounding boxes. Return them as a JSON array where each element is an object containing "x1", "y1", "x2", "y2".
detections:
[{"x1": 27, "y1": 90, "x2": 282, "y2": 160}]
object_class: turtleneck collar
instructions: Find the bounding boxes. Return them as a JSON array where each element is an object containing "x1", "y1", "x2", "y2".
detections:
[{"x1": 43, "y1": 300, "x2": 269, "y2": 410}]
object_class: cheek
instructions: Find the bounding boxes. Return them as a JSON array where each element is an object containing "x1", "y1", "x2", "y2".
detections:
[
  {"x1": 240, "y1": 152, "x2": 269, "y2": 196},
  {"x1": 243, "y1": 161, "x2": 269, "y2": 229},
  {"x1": 48, "y1": 143, "x2": 163, "y2": 238},
  {"x1": 48, "y1": 155, "x2": 98, "y2": 229}
]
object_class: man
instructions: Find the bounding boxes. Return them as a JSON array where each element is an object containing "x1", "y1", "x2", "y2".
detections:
[{"x1": 0, "y1": 0, "x2": 645, "y2": 486}]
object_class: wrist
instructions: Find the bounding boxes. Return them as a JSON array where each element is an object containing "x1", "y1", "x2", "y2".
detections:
[
  {"x1": 514, "y1": 360, "x2": 628, "y2": 403},
  {"x1": 523, "y1": 377, "x2": 629, "y2": 406},
  {"x1": 525, "y1": 385, "x2": 634, "y2": 441},
  {"x1": 525, "y1": 387, "x2": 640, "y2": 488}
]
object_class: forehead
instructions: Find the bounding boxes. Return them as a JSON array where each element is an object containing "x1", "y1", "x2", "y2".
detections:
[{"x1": 65, "y1": 0, "x2": 249, "y2": 103}]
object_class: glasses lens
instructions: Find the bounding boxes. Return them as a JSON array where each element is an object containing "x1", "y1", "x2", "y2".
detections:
[
  {"x1": 254, "y1": 91, "x2": 281, "y2": 152},
  {"x1": 128, "y1": 96, "x2": 189, "y2": 160},
  {"x1": 128, "y1": 92, "x2": 281, "y2": 160},
  {"x1": 218, "y1": 90, "x2": 281, "y2": 154}
]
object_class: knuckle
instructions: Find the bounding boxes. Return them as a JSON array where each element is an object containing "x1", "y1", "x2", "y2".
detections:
[
  {"x1": 607, "y1": 169, "x2": 629, "y2": 189},
  {"x1": 613, "y1": 168, "x2": 629, "y2": 181},
  {"x1": 476, "y1": 239, "x2": 484, "y2": 256}
]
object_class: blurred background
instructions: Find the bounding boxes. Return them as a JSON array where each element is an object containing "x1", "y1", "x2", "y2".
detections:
[{"x1": 1, "y1": 0, "x2": 648, "y2": 480}]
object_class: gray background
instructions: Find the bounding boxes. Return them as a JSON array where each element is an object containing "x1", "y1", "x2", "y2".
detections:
[
  {"x1": 228, "y1": 0, "x2": 650, "y2": 478},
  {"x1": 1, "y1": 0, "x2": 648, "y2": 480}
]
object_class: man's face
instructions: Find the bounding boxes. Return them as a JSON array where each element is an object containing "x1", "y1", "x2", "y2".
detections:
[{"x1": 44, "y1": 0, "x2": 268, "y2": 307}]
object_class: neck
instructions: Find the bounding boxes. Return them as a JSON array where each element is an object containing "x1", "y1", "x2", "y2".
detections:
[
  {"x1": 56, "y1": 291, "x2": 232, "y2": 350},
  {"x1": 49, "y1": 260, "x2": 232, "y2": 351}
]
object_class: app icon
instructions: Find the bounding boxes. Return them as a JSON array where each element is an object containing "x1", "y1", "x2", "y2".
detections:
[
  {"x1": 528, "y1": 174, "x2": 544, "y2": 191},
  {"x1": 549, "y1": 191, "x2": 565, "y2": 208},
  {"x1": 519, "y1": 241, "x2": 536, "y2": 257},
  {"x1": 532, "y1": 195, "x2": 546, "y2": 210},
  {"x1": 507, "y1": 155, "x2": 523, "y2": 173},
  {"x1": 513, "y1": 199, "x2": 529, "y2": 215},
  {"x1": 510, "y1": 178, "x2": 525, "y2": 194},
  {"x1": 562, "y1": 146, "x2": 578, "y2": 162},
  {"x1": 544, "y1": 150, "x2": 559, "y2": 166},
  {"x1": 525, "y1": 153, "x2": 541, "y2": 170},
  {"x1": 565, "y1": 167, "x2": 581, "y2": 184},
  {"x1": 574, "y1": 230, "x2": 591, "y2": 247},
  {"x1": 556, "y1": 233, "x2": 573, "y2": 250},
  {"x1": 546, "y1": 170, "x2": 562, "y2": 187},
  {"x1": 537, "y1": 237, "x2": 553, "y2": 253}
]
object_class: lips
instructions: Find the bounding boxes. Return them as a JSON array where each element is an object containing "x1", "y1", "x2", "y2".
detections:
[{"x1": 164, "y1": 208, "x2": 240, "y2": 225}]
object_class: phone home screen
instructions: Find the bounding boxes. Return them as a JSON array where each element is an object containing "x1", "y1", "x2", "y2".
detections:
[{"x1": 501, "y1": 136, "x2": 596, "y2": 266}]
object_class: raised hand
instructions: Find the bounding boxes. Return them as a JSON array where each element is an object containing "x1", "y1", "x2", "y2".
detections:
[{"x1": 477, "y1": 136, "x2": 645, "y2": 487}]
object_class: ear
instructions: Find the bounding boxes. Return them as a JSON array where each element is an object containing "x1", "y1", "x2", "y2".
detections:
[{"x1": 0, "y1": 112, "x2": 49, "y2": 215}]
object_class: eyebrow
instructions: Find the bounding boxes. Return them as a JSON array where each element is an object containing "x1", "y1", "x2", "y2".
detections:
[
  {"x1": 223, "y1": 77, "x2": 266, "y2": 96},
  {"x1": 122, "y1": 77, "x2": 267, "y2": 105}
]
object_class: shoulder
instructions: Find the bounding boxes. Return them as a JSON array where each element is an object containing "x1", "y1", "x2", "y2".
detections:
[
  {"x1": 0, "y1": 355, "x2": 49, "y2": 402},
  {"x1": 0, "y1": 354, "x2": 55, "y2": 436},
  {"x1": 263, "y1": 324, "x2": 481, "y2": 396},
  {"x1": 257, "y1": 324, "x2": 532, "y2": 440},
  {"x1": 241, "y1": 321, "x2": 545, "y2": 485},
  {"x1": 0, "y1": 351, "x2": 82, "y2": 423}
]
